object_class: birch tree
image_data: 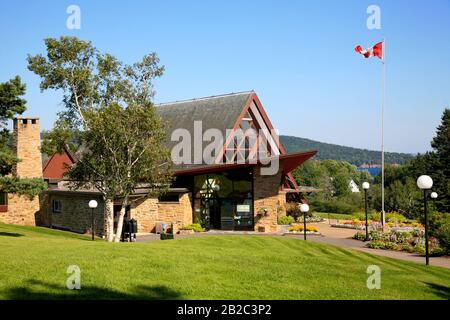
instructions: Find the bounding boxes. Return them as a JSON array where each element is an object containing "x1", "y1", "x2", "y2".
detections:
[{"x1": 27, "y1": 36, "x2": 171, "y2": 241}]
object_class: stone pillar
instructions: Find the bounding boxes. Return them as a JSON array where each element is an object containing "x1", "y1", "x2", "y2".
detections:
[{"x1": 253, "y1": 165, "x2": 283, "y2": 233}]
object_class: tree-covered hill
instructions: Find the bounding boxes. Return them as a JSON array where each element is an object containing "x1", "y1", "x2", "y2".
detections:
[{"x1": 280, "y1": 135, "x2": 414, "y2": 166}]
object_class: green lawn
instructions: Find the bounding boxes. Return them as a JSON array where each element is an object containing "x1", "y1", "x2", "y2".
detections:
[{"x1": 0, "y1": 223, "x2": 449, "y2": 300}]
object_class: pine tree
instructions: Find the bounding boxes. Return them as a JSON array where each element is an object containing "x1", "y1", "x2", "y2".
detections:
[{"x1": 430, "y1": 108, "x2": 450, "y2": 212}]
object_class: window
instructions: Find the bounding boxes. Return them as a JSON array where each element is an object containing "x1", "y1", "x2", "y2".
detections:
[
  {"x1": 0, "y1": 192, "x2": 7, "y2": 212},
  {"x1": 52, "y1": 199, "x2": 62, "y2": 213},
  {"x1": 158, "y1": 194, "x2": 179, "y2": 203},
  {"x1": 0, "y1": 192, "x2": 7, "y2": 205}
]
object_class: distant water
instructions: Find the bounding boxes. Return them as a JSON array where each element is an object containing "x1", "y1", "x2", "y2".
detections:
[{"x1": 358, "y1": 167, "x2": 381, "y2": 177}]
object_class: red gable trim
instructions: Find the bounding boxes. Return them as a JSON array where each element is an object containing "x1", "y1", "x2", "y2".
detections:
[
  {"x1": 175, "y1": 150, "x2": 316, "y2": 176},
  {"x1": 214, "y1": 92, "x2": 286, "y2": 163}
]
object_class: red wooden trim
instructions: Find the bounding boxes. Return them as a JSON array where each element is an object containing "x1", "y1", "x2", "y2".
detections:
[
  {"x1": 250, "y1": 92, "x2": 287, "y2": 155},
  {"x1": 177, "y1": 150, "x2": 317, "y2": 176},
  {"x1": 214, "y1": 93, "x2": 255, "y2": 163}
]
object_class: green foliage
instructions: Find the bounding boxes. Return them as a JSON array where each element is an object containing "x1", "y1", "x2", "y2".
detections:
[
  {"x1": 281, "y1": 135, "x2": 413, "y2": 166},
  {"x1": 352, "y1": 231, "x2": 367, "y2": 241},
  {"x1": 277, "y1": 215, "x2": 295, "y2": 225},
  {"x1": 385, "y1": 212, "x2": 408, "y2": 224},
  {"x1": 40, "y1": 118, "x2": 82, "y2": 155},
  {"x1": 67, "y1": 103, "x2": 173, "y2": 199},
  {"x1": 0, "y1": 177, "x2": 47, "y2": 199},
  {"x1": 293, "y1": 159, "x2": 371, "y2": 204},
  {"x1": 310, "y1": 199, "x2": 358, "y2": 215},
  {"x1": 0, "y1": 76, "x2": 27, "y2": 128},
  {"x1": 0, "y1": 76, "x2": 27, "y2": 176},
  {"x1": 0, "y1": 149, "x2": 19, "y2": 176},
  {"x1": 28, "y1": 36, "x2": 170, "y2": 242},
  {"x1": 27, "y1": 36, "x2": 165, "y2": 128},
  {"x1": 428, "y1": 213, "x2": 450, "y2": 255},
  {"x1": 181, "y1": 223, "x2": 204, "y2": 233},
  {"x1": 372, "y1": 108, "x2": 450, "y2": 214},
  {"x1": 366, "y1": 240, "x2": 400, "y2": 250},
  {"x1": 0, "y1": 77, "x2": 48, "y2": 198}
]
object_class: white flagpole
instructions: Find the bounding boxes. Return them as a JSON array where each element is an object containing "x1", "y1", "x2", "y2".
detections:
[{"x1": 381, "y1": 39, "x2": 385, "y2": 228}]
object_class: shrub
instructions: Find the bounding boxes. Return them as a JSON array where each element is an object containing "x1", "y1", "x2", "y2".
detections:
[
  {"x1": 434, "y1": 218, "x2": 450, "y2": 255},
  {"x1": 310, "y1": 200, "x2": 358, "y2": 215},
  {"x1": 366, "y1": 240, "x2": 399, "y2": 250},
  {"x1": 296, "y1": 214, "x2": 324, "y2": 223},
  {"x1": 278, "y1": 215, "x2": 295, "y2": 225},
  {"x1": 352, "y1": 231, "x2": 367, "y2": 240},
  {"x1": 386, "y1": 212, "x2": 408, "y2": 224},
  {"x1": 181, "y1": 223, "x2": 204, "y2": 232}
]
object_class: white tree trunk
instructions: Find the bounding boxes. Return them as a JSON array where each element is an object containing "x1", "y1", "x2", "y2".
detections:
[
  {"x1": 104, "y1": 198, "x2": 115, "y2": 242},
  {"x1": 113, "y1": 198, "x2": 129, "y2": 243}
]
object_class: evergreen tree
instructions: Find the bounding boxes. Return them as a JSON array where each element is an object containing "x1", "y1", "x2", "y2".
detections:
[
  {"x1": 429, "y1": 108, "x2": 450, "y2": 212},
  {"x1": 0, "y1": 76, "x2": 47, "y2": 198}
]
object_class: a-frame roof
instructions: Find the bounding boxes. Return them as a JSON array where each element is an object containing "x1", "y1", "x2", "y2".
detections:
[
  {"x1": 154, "y1": 90, "x2": 308, "y2": 172},
  {"x1": 155, "y1": 91, "x2": 252, "y2": 146}
]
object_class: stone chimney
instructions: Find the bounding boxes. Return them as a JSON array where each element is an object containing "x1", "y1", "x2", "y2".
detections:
[{"x1": 12, "y1": 117, "x2": 43, "y2": 178}]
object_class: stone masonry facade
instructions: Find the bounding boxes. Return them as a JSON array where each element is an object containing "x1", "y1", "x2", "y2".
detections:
[
  {"x1": 130, "y1": 193, "x2": 192, "y2": 234},
  {"x1": 253, "y1": 165, "x2": 286, "y2": 233},
  {"x1": 41, "y1": 192, "x2": 105, "y2": 235},
  {"x1": 0, "y1": 117, "x2": 42, "y2": 226},
  {"x1": 1, "y1": 116, "x2": 286, "y2": 235}
]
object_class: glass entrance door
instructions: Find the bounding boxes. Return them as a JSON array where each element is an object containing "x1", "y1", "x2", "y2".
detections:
[{"x1": 194, "y1": 168, "x2": 254, "y2": 231}]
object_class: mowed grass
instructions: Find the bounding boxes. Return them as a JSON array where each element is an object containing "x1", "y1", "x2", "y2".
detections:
[{"x1": 0, "y1": 223, "x2": 449, "y2": 300}]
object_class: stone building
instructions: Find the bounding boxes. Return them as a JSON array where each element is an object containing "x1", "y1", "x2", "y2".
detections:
[{"x1": 0, "y1": 91, "x2": 316, "y2": 235}]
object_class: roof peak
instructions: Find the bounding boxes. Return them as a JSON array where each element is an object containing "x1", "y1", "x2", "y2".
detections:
[{"x1": 155, "y1": 90, "x2": 254, "y2": 107}]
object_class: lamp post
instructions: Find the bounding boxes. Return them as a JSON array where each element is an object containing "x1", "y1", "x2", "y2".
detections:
[
  {"x1": 88, "y1": 200, "x2": 98, "y2": 241},
  {"x1": 416, "y1": 175, "x2": 433, "y2": 265},
  {"x1": 362, "y1": 182, "x2": 370, "y2": 241},
  {"x1": 300, "y1": 203, "x2": 310, "y2": 241}
]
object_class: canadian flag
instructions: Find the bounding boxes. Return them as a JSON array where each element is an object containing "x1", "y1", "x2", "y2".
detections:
[{"x1": 355, "y1": 41, "x2": 384, "y2": 60}]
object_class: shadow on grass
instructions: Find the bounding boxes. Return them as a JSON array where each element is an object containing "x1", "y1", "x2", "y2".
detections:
[
  {"x1": 424, "y1": 282, "x2": 450, "y2": 300},
  {"x1": 5, "y1": 279, "x2": 183, "y2": 300},
  {"x1": 0, "y1": 232, "x2": 24, "y2": 237}
]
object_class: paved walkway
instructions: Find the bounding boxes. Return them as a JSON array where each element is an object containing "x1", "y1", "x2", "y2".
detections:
[
  {"x1": 136, "y1": 220, "x2": 450, "y2": 269},
  {"x1": 305, "y1": 220, "x2": 450, "y2": 269}
]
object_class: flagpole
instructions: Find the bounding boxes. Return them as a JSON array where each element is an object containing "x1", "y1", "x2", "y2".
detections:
[{"x1": 381, "y1": 38, "x2": 385, "y2": 228}]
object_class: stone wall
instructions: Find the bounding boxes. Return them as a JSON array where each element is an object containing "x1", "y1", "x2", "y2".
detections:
[
  {"x1": 130, "y1": 193, "x2": 192, "y2": 234},
  {"x1": 46, "y1": 192, "x2": 105, "y2": 235},
  {"x1": 130, "y1": 197, "x2": 159, "y2": 233},
  {"x1": 0, "y1": 194, "x2": 40, "y2": 226},
  {"x1": 253, "y1": 166, "x2": 285, "y2": 233},
  {"x1": 157, "y1": 193, "x2": 193, "y2": 233}
]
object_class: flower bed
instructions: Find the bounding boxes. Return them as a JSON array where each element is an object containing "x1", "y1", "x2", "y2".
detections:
[
  {"x1": 352, "y1": 229, "x2": 446, "y2": 256},
  {"x1": 287, "y1": 224, "x2": 320, "y2": 234},
  {"x1": 297, "y1": 214, "x2": 325, "y2": 223},
  {"x1": 332, "y1": 218, "x2": 421, "y2": 231}
]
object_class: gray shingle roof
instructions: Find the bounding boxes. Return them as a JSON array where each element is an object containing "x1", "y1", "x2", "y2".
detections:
[{"x1": 155, "y1": 91, "x2": 252, "y2": 169}]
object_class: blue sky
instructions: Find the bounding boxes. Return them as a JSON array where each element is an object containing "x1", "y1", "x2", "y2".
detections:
[{"x1": 0, "y1": 0, "x2": 449, "y2": 154}]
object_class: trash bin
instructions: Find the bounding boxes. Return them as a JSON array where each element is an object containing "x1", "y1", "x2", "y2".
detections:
[{"x1": 121, "y1": 218, "x2": 138, "y2": 242}]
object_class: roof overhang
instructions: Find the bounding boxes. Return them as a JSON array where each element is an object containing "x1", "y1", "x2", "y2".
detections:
[{"x1": 174, "y1": 150, "x2": 317, "y2": 176}]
